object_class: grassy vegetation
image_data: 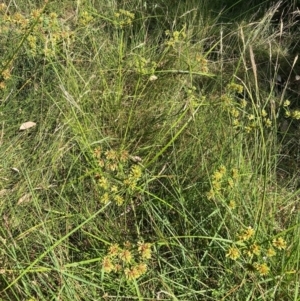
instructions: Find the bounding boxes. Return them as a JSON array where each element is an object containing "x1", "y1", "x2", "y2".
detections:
[{"x1": 0, "y1": 0, "x2": 299, "y2": 300}]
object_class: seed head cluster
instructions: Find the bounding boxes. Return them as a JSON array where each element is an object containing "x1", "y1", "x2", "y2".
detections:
[
  {"x1": 103, "y1": 241, "x2": 152, "y2": 281},
  {"x1": 93, "y1": 147, "x2": 143, "y2": 206}
]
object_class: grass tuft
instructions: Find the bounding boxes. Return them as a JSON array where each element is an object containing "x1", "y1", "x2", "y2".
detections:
[{"x1": 0, "y1": 1, "x2": 299, "y2": 300}]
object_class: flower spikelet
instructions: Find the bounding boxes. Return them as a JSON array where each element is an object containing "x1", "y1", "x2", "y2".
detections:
[
  {"x1": 103, "y1": 256, "x2": 114, "y2": 273},
  {"x1": 108, "y1": 244, "x2": 120, "y2": 257},
  {"x1": 130, "y1": 165, "x2": 142, "y2": 180},
  {"x1": 119, "y1": 249, "x2": 132, "y2": 263},
  {"x1": 238, "y1": 226, "x2": 255, "y2": 241},
  {"x1": 266, "y1": 247, "x2": 276, "y2": 257},
  {"x1": 138, "y1": 242, "x2": 152, "y2": 260},
  {"x1": 100, "y1": 192, "x2": 110, "y2": 204},
  {"x1": 254, "y1": 262, "x2": 269, "y2": 275},
  {"x1": 247, "y1": 243, "x2": 260, "y2": 256},
  {"x1": 226, "y1": 246, "x2": 240, "y2": 260},
  {"x1": 272, "y1": 237, "x2": 287, "y2": 250},
  {"x1": 124, "y1": 267, "x2": 139, "y2": 280}
]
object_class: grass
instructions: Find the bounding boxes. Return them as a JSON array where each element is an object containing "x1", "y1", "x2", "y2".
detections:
[{"x1": 0, "y1": 0, "x2": 299, "y2": 300}]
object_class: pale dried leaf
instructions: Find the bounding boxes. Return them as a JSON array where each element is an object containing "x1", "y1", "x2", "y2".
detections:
[
  {"x1": 19, "y1": 121, "x2": 36, "y2": 131},
  {"x1": 149, "y1": 75, "x2": 158, "y2": 81},
  {"x1": 11, "y1": 167, "x2": 20, "y2": 173},
  {"x1": 0, "y1": 189, "x2": 9, "y2": 197},
  {"x1": 17, "y1": 193, "x2": 31, "y2": 205},
  {"x1": 130, "y1": 155, "x2": 142, "y2": 163}
]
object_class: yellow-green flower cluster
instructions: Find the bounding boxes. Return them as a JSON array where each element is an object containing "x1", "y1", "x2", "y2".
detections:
[
  {"x1": 79, "y1": 11, "x2": 94, "y2": 26},
  {"x1": 0, "y1": 6, "x2": 74, "y2": 60},
  {"x1": 272, "y1": 237, "x2": 287, "y2": 250},
  {"x1": 0, "y1": 3, "x2": 74, "y2": 90},
  {"x1": 227, "y1": 83, "x2": 244, "y2": 94},
  {"x1": 226, "y1": 246, "x2": 240, "y2": 260},
  {"x1": 220, "y1": 83, "x2": 245, "y2": 129},
  {"x1": 254, "y1": 262, "x2": 269, "y2": 275},
  {"x1": 282, "y1": 99, "x2": 299, "y2": 120},
  {"x1": 221, "y1": 83, "x2": 244, "y2": 108},
  {"x1": 235, "y1": 107, "x2": 273, "y2": 132},
  {"x1": 165, "y1": 25, "x2": 187, "y2": 48},
  {"x1": 102, "y1": 241, "x2": 152, "y2": 281},
  {"x1": 11, "y1": 12, "x2": 29, "y2": 29},
  {"x1": 132, "y1": 56, "x2": 157, "y2": 75},
  {"x1": 238, "y1": 226, "x2": 255, "y2": 241},
  {"x1": 220, "y1": 94, "x2": 234, "y2": 106},
  {"x1": 123, "y1": 165, "x2": 143, "y2": 192},
  {"x1": 114, "y1": 9, "x2": 135, "y2": 28},
  {"x1": 226, "y1": 226, "x2": 288, "y2": 276},
  {"x1": 206, "y1": 165, "x2": 238, "y2": 209},
  {"x1": 196, "y1": 54, "x2": 209, "y2": 73},
  {"x1": 0, "y1": 3, "x2": 7, "y2": 13},
  {"x1": 30, "y1": 8, "x2": 43, "y2": 22},
  {"x1": 221, "y1": 83, "x2": 275, "y2": 132},
  {"x1": 260, "y1": 109, "x2": 272, "y2": 128},
  {"x1": 286, "y1": 109, "x2": 300, "y2": 120},
  {"x1": 0, "y1": 63, "x2": 13, "y2": 91},
  {"x1": 93, "y1": 147, "x2": 143, "y2": 206},
  {"x1": 180, "y1": 85, "x2": 201, "y2": 112}
]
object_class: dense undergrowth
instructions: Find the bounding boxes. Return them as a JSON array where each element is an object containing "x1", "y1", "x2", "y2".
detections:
[{"x1": 0, "y1": 0, "x2": 299, "y2": 300}]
